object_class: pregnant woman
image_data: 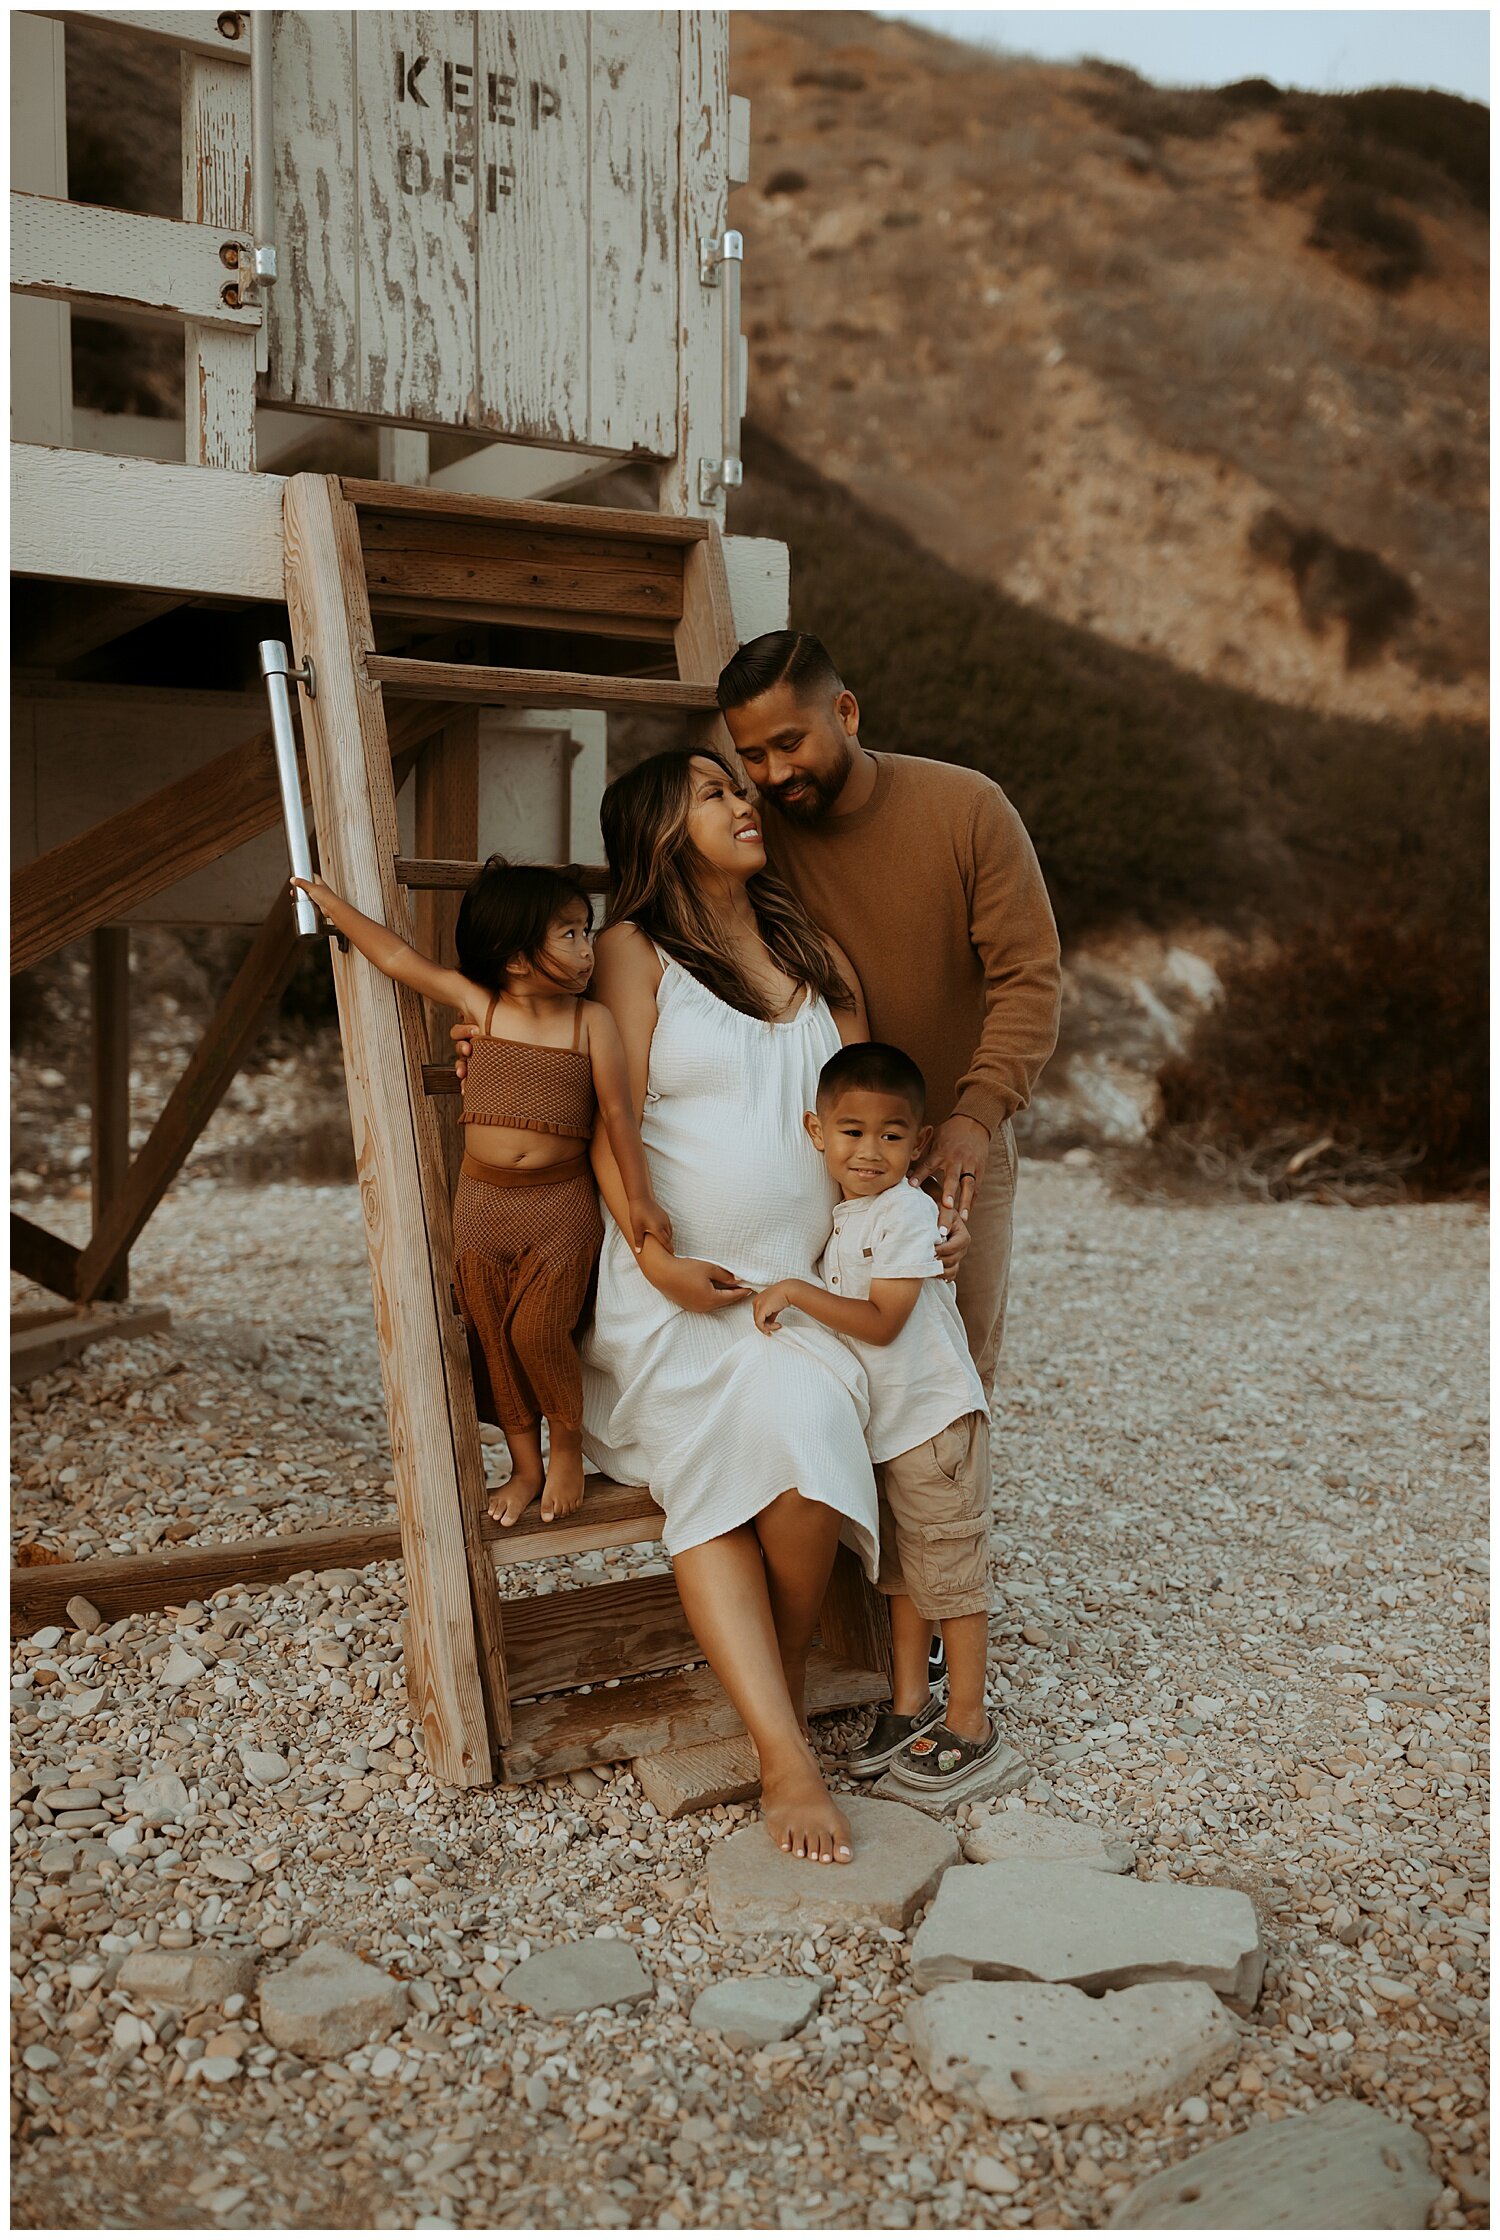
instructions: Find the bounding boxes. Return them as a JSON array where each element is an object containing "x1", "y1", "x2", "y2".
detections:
[{"x1": 582, "y1": 749, "x2": 878, "y2": 1866}]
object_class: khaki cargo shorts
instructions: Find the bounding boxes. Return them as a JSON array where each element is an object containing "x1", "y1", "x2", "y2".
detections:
[{"x1": 875, "y1": 1410, "x2": 991, "y2": 1622}]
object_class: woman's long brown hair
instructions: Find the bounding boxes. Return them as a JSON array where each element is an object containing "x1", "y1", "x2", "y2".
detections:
[{"x1": 600, "y1": 750, "x2": 854, "y2": 1022}]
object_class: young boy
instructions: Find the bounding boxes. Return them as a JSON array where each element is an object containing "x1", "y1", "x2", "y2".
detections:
[{"x1": 754, "y1": 1042, "x2": 1006, "y2": 1795}]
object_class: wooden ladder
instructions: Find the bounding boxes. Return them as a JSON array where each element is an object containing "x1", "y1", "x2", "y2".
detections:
[{"x1": 281, "y1": 473, "x2": 891, "y2": 1789}]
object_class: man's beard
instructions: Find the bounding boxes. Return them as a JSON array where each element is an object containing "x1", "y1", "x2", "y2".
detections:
[{"x1": 763, "y1": 755, "x2": 848, "y2": 825}]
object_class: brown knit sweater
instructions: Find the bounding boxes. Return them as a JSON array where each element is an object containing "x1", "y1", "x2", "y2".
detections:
[{"x1": 762, "y1": 752, "x2": 1061, "y2": 1135}]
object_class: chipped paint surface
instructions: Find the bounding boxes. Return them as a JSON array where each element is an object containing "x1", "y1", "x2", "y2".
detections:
[{"x1": 264, "y1": 9, "x2": 712, "y2": 456}]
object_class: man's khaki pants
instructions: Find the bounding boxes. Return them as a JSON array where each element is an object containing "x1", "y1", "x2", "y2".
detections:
[{"x1": 952, "y1": 1117, "x2": 1018, "y2": 1398}]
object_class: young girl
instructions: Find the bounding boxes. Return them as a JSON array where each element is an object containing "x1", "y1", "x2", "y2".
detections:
[{"x1": 292, "y1": 858, "x2": 671, "y2": 1528}]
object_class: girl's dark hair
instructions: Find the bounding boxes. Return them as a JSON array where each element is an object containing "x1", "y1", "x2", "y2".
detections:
[
  {"x1": 454, "y1": 857, "x2": 593, "y2": 992},
  {"x1": 600, "y1": 750, "x2": 854, "y2": 1022}
]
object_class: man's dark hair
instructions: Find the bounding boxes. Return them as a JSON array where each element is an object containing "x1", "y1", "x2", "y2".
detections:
[
  {"x1": 816, "y1": 1041, "x2": 926, "y2": 1119},
  {"x1": 716, "y1": 630, "x2": 844, "y2": 713},
  {"x1": 455, "y1": 857, "x2": 593, "y2": 991}
]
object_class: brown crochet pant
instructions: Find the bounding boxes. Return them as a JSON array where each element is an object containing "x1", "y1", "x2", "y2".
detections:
[{"x1": 451, "y1": 1152, "x2": 604, "y2": 1434}]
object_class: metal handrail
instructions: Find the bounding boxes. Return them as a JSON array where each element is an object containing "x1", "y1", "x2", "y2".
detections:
[{"x1": 257, "y1": 640, "x2": 317, "y2": 936}]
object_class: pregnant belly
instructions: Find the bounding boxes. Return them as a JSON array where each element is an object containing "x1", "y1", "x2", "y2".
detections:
[{"x1": 642, "y1": 1128, "x2": 834, "y2": 1285}]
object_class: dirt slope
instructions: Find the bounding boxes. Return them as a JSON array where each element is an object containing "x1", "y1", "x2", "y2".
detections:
[{"x1": 729, "y1": 12, "x2": 1487, "y2": 725}]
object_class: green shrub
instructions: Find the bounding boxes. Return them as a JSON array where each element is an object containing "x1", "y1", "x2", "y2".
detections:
[{"x1": 1158, "y1": 902, "x2": 1488, "y2": 1193}]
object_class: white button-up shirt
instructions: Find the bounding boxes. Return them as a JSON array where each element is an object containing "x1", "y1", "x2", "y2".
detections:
[{"x1": 816, "y1": 1183, "x2": 987, "y2": 1464}]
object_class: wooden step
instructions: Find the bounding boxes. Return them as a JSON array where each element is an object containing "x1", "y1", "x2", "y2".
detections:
[
  {"x1": 499, "y1": 1649, "x2": 889, "y2": 1783},
  {"x1": 357, "y1": 507, "x2": 690, "y2": 644},
  {"x1": 503, "y1": 1572, "x2": 688, "y2": 1701},
  {"x1": 341, "y1": 480, "x2": 711, "y2": 542},
  {"x1": 367, "y1": 657, "x2": 719, "y2": 716}
]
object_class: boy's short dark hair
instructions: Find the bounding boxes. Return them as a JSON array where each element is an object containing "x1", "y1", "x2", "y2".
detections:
[
  {"x1": 716, "y1": 629, "x2": 844, "y2": 713},
  {"x1": 816, "y1": 1041, "x2": 926, "y2": 1119},
  {"x1": 455, "y1": 857, "x2": 593, "y2": 991}
]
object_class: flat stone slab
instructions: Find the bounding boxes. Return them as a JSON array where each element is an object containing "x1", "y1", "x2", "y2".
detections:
[
  {"x1": 502, "y1": 1940, "x2": 654, "y2": 2018},
  {"x1": 633, "y1": 1735, "x2": 761, "y2": 1818},
  {"x1": 873, "y1": 1738, "x2": 1029, "y2": 1814},
  {"x1": 117, "y1": 1944, "x2": 257, "y2": 2010},
  {"x1": 691, "y1": 1975, "x2": 823, "y2": 2048},
  {"x1": 911, "y1": 1860, "x2": 1264, "y2": 2013},
  {"x1": 963, "y1": 1805, "x2": 1135, "y2": 1873},
  {"x1": 258, "y1": 1944, "x2": 408, "y2": 2059},
  {"x1": 707, "y1": 1796, "x2": 959, "y2": 1936},
  {"x1": 1109, "y1": 2102, "x2": 1441, "y2": 2228},
  {"x1": 909, "y1": 1979, "x2": 1238, "y2": 2123}
]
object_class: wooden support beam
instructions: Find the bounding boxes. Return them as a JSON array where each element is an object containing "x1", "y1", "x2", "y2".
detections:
[
  {"x1": 9, "y1": 1475, "x2": 662, "y2": 1635},
  {"x1": 11, "y1": 1213, "x2": 79, "y2": 1302},
  {"x1": 283, "y1": 470, "x2": 503, "y2": 1787},
  {"x1": 12, "y1": 700, "x2": 441, "y2": 975},
  {"x1": 181, "y1": 50, "x2": 257, "y2": 468},
  {"x1": 367, "y1": 658, "x2": 718, "y2": 716},
  {"x1": 90, "y1": 928, "x2": 131, "y2": 1303},
  {"x1": 397, "y1": 858, "x2": 609, "y2": 894},
  {"x1": 31, "y1": 12, "x2": 251, "y2": 64},
  {"x1": 11, "y1": 1304, "x2": 171, "y2": 1386},
  {"x1": 73, "y1": 892, "x2": 302, "y2": 1302},
  {"x1": 11, "y1": 446, "x2": 284, "y2": 599},
  {"x1": 414, "y1": 724, "x2": 478, "y2": 1196},
  {"x1": 10, "y1": 191, "x2": 258, "y2": 328}
]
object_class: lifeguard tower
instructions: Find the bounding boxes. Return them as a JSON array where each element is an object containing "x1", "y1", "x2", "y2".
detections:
[{"x1": 10, "y1": 10, "x2": 891, "y2": 1789}]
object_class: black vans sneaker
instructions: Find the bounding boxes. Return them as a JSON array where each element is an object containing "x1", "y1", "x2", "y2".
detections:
[
  {"x1": 927, "y1": 1634, "x2": 948, "y2": 1694},
  {"x1": 844, "y1": 1694, "x2": 946, "y2": 1780}
]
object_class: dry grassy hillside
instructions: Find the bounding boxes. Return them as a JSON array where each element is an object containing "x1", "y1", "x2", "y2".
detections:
[{"x1": 730, "y1": 11, "x2": 1488, "y2": 726}]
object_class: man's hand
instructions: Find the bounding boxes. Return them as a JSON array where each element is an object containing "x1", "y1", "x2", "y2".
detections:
[
  {"x1": 628, "y1": 1195, "x2": 674, "y2": 1255},
  {"x1": 450, "y1": 1018, "x2": 480, "y2": 1083},
  {"x1": 912, "y1": 1115, "x2": 990, "y2": 1230},
  {"x1": 753, "y1": 1279, "x2": 803, "y2": 1334}
]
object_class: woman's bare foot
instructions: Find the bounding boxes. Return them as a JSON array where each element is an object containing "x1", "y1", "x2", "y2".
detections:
[
  {"x1": 760, "y1": 1744, "x2": 853, "y2": 1865},
  {"x1": 539, "y1": 1439, "x2": 584, "y2": 1523},
  {"x1": 488, "y1": 1467, "x2": 543, "y2": 1527}
]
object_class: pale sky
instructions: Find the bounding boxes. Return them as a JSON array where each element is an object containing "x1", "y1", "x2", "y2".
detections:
[{"x1": 880, "y1": 10, "x2": 1490, "y2": 103}]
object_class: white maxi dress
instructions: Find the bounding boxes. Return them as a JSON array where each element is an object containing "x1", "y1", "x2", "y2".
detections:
[{"x1": 581, "y1": 948, "x2": 878, "y2": 1574}]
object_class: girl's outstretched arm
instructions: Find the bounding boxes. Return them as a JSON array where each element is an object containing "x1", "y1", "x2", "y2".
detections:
[
  {"x1": 291, "y1": 875, "x2": 478, "y2": 1013},
  {"x1": 585, "y1": 1003, "x2": 673, "y2": 1253}
]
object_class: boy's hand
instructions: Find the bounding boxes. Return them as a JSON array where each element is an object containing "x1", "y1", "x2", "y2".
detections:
[
  {"x1": 754, "y1": 1279, "x2": 800, "y2": 1334},
  {"x1": 628, "y1": 1195, "x2": 674, "y2": 1255},
  {"x1": 934, "y1": 1207, "x2": 971, "y2": 1277}
]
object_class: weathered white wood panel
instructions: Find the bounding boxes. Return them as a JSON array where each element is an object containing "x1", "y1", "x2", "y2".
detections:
[
  {"x1": 179, "y1": 41, "x2": 256, "y2": 474},
  {"x1": 10, "y1": 13, "x2": 72, "y2": 450},
  {"x1": 722, "y1": 534, "x2": 791, "y2": 644},
  {"x1": 264, "y1": 9, "x2": 359, "y2": 412},
  {"x1": 31, "y1": 10, "x2": 250, "y2": 64},
  {"x1": 12, "y1": 445, "x2": 284, "y2": 598},
  {"x1": 658, "y1": 9, "x2": 728, "y2": 517},
  {"x1": 590, "y1": 13, "x2": 678, "y2": 454},
  {"x1": 474, "y1": 11, "x2": 589, "y2": 443},
  {"x1": 356, "y1": 9, "x2": 477, "y2": 423},
  {"x1": 10, "y1": 191, "x2": 257, "y2": 325},
  {"x1": 470, "y1": 709, "x2": 608, "y2": 865}
]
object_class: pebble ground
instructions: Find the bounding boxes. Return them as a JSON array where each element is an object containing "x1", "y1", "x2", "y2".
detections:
[{"x1": 10, "y1": 1161, "x2": 1488, "y2": 2228}]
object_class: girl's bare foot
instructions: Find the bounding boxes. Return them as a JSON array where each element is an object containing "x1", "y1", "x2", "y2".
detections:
[
  {"x1": 489, "y1": 1468, "x2": 544, "y2": 1527},
  {"x1": 539, "y1": 1443, "x2": 584, "y2": 1523},
  {"x1": 760, "y1": 1744, "x2": 853, "y2": 1864}
]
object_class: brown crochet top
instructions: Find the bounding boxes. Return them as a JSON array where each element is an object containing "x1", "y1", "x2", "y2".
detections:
[{"x1": 460, "y1": 996, "x2": 596, "y2": 1140}]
